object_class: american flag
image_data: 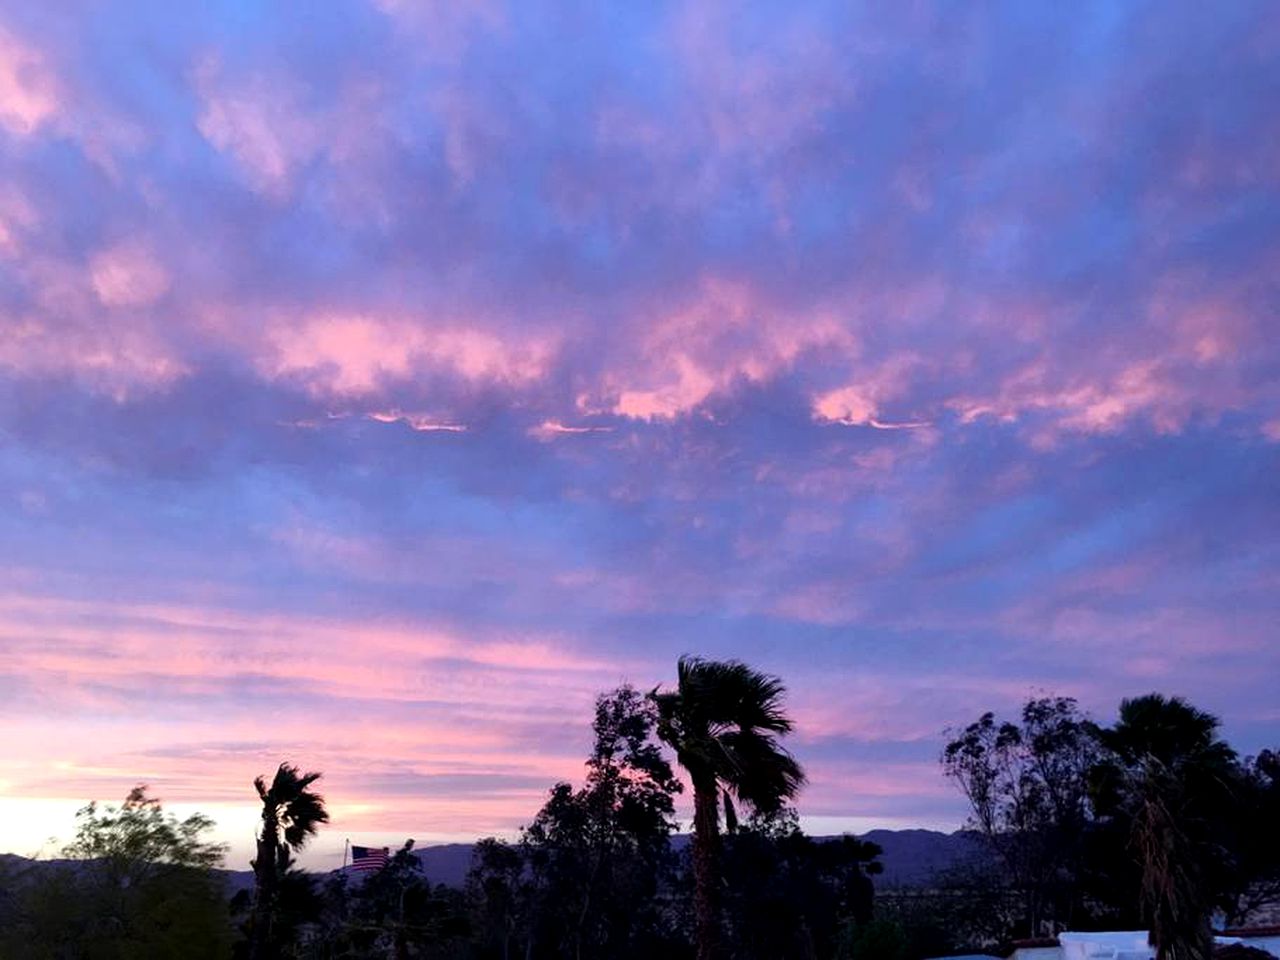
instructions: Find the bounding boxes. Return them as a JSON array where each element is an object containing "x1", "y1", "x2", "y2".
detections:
[{"x1": 350, "y1": 844, "x2": 390, "y2": 872}]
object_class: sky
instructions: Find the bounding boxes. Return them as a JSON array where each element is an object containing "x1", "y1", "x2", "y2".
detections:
[{"x1": 1, "y1": 0, "x2": 1278, "y2": 870}]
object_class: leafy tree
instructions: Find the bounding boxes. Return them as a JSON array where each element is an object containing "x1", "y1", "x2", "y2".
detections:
[
  {"x1": 467, "y1": 838, "x2": 528, "y2": 960},
  {"x1": 1224, "y1": 748, "x2": 1280, "y2": 924},
  {"x1": 61, "y1": 785, "x2": 227, "y2": 872},
  {"x1": 720, "y1": 808, "x2": 883, "y2": 960},
  {"x1": 942, "y1": 696, "x2": 1101, "y2": 936},
  {"x1": 520, "y1": 684, "x2": 685, "y2": 960},
  {"x1": 1092, "y1": 694, "x2": 1241, "y2": 960},
  {"x1": 0, "y1": 786, "x2": 231, "y2": 960},
  {"x1": 322, "y1": 840, "x2": 470, "y2": 959},
  {"x1": 249, "y1": 763, "x2": 330, "y2": 960},
  {"x1": 651, "y1": 657, "x2": 805, "y2": 960}
]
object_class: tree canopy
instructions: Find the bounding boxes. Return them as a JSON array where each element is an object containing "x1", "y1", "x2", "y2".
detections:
[{"x1": 0, "y1": 786, "x2": 231, "y2": 960}]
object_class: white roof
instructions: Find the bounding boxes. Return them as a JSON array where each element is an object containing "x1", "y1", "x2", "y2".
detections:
[{"x1": 1058, "y1": 930, "x2": 1151, "y2": 959}]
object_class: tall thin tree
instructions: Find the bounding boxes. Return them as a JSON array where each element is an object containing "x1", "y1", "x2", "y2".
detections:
[
  {"x1": 249, "y1": 762, "x2": 330, "y2": 960},
  {"x1": 650, "y1": 656, "x2": 805, "y2": 960}
]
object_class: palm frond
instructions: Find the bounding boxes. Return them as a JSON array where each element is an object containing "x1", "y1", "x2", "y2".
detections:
[
  {"x1": 718, "y1": 728, "x2": 806, "y2": 813},
  {"x1": 659, "y1": 656, "x2": 806, "y2": 817},
  {"x1": 256, "y1": 762, "x2": 329, "y2": 852},
  {"x1": 723, "y1": 790, "x2": 739, "y2": 835},
  {"x1": 676, "y1": 656, "x2": 794, "y2": 734}
]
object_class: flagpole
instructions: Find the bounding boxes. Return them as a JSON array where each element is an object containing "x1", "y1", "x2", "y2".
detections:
[{"x1": 342, "y1": 838, "x2": 349, "y2": 871}]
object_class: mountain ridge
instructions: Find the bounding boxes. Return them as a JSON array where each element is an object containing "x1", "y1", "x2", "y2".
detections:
[{"x1": 2, "y1": 828, "x2": 987, "y2": 894}]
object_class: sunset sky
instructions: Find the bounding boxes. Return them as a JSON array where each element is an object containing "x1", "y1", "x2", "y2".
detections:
[{"x1": 1, "y1": 2, "x2": 1278, "y2": 868}]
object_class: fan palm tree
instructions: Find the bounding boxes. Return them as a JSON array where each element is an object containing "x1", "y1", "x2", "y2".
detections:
[
  {"x1": 650, "y1": 656, "x2": 805, "y2": 960},
  {"x1": 249, "y1": 763, "x2": 330, "y2": 960},
  {"x1": 1096, "y1": 695, "x2": 1239, "y2": 960}
]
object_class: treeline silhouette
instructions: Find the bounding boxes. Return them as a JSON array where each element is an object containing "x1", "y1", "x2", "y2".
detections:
[
  {"x1": 0, "y1": 658, "x2": 1276, "y2": 960},
  {"x1": 938, "y1": 692, "x2": 1280, "y2": 958}
]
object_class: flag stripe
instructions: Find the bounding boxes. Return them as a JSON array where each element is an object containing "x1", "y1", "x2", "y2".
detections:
[{"x1": 349, "y1": 845, "x2": 390, "y2": 872}]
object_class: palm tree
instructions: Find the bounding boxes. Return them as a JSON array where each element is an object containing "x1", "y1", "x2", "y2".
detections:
[
  {"x1": 650, "y1": 656, "x2": 805, "y2": 960},
  {"x1": 249, "y1": 763, "x2": 330, "y2": 960},
  {"x1": 1096, "y1": 695, "x2": 1239, "y2": 960}
]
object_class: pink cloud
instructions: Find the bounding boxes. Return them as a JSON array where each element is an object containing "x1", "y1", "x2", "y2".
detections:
[
  {"x1": 0, "y1": 0, "x2": 1275, "y2": 856},
  {"x1": 0, "y1": 593, "x2": 627, "y2": 701},
  {"x1": 942, "y1": 263, "x2": 1278, "y2": 440},
  {"x1": 527, "y1": 420, "x2": 614, "y2": 441},
  {"x1": 0, "y1": 710, "x2": 588, "y2": 855},
  {"x1": 613, "y1": 355, "x2": 718, "y2": 420},
  {"x1": 604, "y1": 278, "x2": 853, "y2": 420},
  {"x1": 811, "y1": 351, "x2": 931, "y2": 428},
  {"x1": 812, "y1": 385, "x2": 877, "y2": 425},
  {"x1": 194, "y1": 60, "x2": 322, "y2": 198},
  {"x1": 89, "y1": 242, "x2": 170, "y2": 308},
  {"x1": 0, "y1": 185, "x2": 37, "y2": 257},
  {"x1": 788, "y1": 667, "x2": 1088, "y2": 744},
  {"x1": 0, "y1": 313, "x2": 187, "y2": 398},
  {"x1": 365, "y1": 410, "x2": 468, "y2": 432},
  {"x1": 949, "y1": 357, "x2": 1191, "y2": 439},
  {"x1": 263, "y1": 314, "x2": 555, "y2": 396},
  {"x1": 0, "y1": 590, "x2": 648, "y2": 842},
  {"x1": 0, "y1": 236, "x2": 185, "y2": 396},
  {"x1": 0, "y1": 27, "x2": 57, "y2": 136}
]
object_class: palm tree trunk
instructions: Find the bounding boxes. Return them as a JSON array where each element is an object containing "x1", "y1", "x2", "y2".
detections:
[
  {"x1": 249, "y1": 819, "x2": 278, "y2": 960},
  {"x1": 1139, "y1": 777, "x2": 1213, "y2": 960},
  {"x1": 692, "y1": 773, "x2": 723, "y2": 960}
]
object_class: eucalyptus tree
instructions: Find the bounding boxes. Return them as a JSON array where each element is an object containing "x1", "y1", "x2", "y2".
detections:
[
  {"x1": 521, "y1": 684, "x2": 684, "y2": 960},
  {"x1": 942, "y1": 696, "x2": 1102, "y2": 936}
]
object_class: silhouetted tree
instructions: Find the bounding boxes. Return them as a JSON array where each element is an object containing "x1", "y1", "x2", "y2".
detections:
[
  {"x1": 1224, "y1": 748, "x2": 1280, "y2": 924},
  {"x1": 233, "y1": 867, "x2": 321, "y2": 959},
  {"x1": 323, "y1": 839, "x2": 470, "y2": 959},
  {"x1": 1092, "y1": 694, "x2": 1240, "y2": 960},
  {"x1": 721, "y1": 806, "x2": 883, "y2": 960},
  {"x1": 519, "y1": 684, "x2": 684, "y2": 960},
  {"x1": 249, "y1": 763, "x2": 330, "y2": 960},
  {"x1": 651, "y1": 657, "x2": 805, "y2": 960},
  {"x1": 0, "y1": 786, "x2": 230, "y2": 960},
  {"x1": 942, "y1": 696, "x2": 1101, "y2": 936},
  {"x1": 467, "y1": 838, "x2": 527, "y2": 960}
]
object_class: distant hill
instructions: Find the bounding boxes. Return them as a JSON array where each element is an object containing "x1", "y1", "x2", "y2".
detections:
[
  {"x1": 406, "y1": 829, "x2": 987, "y2": 890},
  {"x1": 1, "y1": 852, "x2": 260, "y2": 899},
  {"x1": 412, "y1": 842, "x2": 480, "y2": 888},
  {"x1": 3, "y1": 829, "x2": 989, "y2": 894},
  {"x1": 860, "y1": 829, "x2": 989, "y2": 887}
]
